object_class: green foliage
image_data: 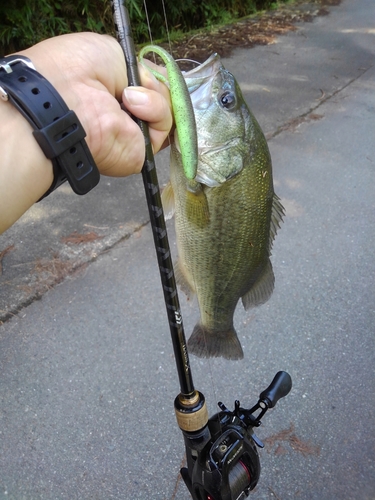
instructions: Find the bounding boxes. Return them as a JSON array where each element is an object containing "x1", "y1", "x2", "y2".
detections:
[
  {"x1": 0, "y1": 0, "x2": 112, "y2": 53},
  {"x1": 140, "y1": 0, "x2": 259, "y2": 41},
  {"x1": 0, "y1": 0, "x2": 290, "y2": 54}
]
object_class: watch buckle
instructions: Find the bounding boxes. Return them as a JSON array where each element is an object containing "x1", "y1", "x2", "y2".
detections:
[
  {"x1": 0, "y1": 56, "x2": 36, "y2": 74},
  {"x1": 0, "y1": 56, "x2": 36, "y2": 101}
]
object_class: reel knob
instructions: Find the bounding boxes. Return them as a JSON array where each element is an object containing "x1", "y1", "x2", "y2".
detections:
[{"x1": 259, "y1": 371, "x2": 292, "y2": 408}]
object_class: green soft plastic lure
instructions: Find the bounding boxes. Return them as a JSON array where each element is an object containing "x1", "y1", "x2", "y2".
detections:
[{"x1": 138, "y1": 45, "x2": 198, "y2": 181}]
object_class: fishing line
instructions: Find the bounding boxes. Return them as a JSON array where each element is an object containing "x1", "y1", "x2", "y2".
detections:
[
  {"x1": 161, "y1": 0, "x2": 173, "y2": 55},
  {"x1": 175, "y1": 58, "x2": 200, "y2": 67},
  {"x1": 143, "y1": 0, "x2": 153, "y2": 46},
  {"x1": 193, "y1": 332, "x2": 222, "y2": 436}
]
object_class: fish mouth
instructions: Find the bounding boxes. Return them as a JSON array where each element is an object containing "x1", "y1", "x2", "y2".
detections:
[
  {"x1": 182, "y1": 53, "x2": 223, "y2": 110},
  {"x1": 182, "y1": 53, "x2": 222, "y2": 81},
  {"x1": 177, "y1": 53, "x2": 243, "y2": 187}
]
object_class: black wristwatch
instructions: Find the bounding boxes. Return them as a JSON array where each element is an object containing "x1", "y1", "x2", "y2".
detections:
[{"x1": 0, "y1": 55, "x2": 100, "y2": 199}]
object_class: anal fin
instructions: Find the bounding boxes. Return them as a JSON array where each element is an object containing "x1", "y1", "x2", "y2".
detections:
[
  {"x1": 174, "y1": 259, "x2": 195, "y2": 300},
  {"x1": 241, "y1": 259, "x2": 275, "y2": 310}
]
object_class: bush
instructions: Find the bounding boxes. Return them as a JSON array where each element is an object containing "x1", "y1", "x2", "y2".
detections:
[
  {"x1": 1, "y1": 0, "x2": 285, "y2": 54},
  {"x1": 0, "y1": 0, "x2": 111, "y2": 53}
]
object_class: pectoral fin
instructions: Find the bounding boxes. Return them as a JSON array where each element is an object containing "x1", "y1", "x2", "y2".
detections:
[
  {"x1": 186, "y1": 180, "x2": 210, "y2": 227},
  {"x1": 161, "y1": 182, "x2": 175, "y2": 220},
  {"x1": 241, "y1": 259, "x2": 275, "y2": 310}
]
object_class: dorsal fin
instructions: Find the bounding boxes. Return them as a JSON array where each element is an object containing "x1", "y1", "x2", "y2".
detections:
[{"x1": 269, "y1": 194, "x2": 285, "y2": 253}]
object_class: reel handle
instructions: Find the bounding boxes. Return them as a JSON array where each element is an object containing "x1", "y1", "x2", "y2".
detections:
[{"x1": 259, "y1": 371, "x2": 292, "y2": 408}]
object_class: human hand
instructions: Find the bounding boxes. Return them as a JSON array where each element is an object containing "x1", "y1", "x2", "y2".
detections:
[
  {"x1": 0, "y1": 33, "x2": 173, "y2": 234},
  {"x1": 19, "y1": 32, "x2": 173, "y2": 176}
]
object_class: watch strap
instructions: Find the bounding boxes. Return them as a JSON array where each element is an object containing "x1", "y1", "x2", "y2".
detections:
[{"x1": 0, "y1": 55, "x2": 100, "y2": 199}]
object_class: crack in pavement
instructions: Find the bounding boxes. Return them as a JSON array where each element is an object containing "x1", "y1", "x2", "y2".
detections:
[{"x1": 268, "y1": 63, "x2": 374, "y2": 139}]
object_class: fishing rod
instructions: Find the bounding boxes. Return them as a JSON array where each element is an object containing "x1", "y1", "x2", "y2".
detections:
[{"x1": 110, "y1": 1, "x2": 292, "y2": 498}]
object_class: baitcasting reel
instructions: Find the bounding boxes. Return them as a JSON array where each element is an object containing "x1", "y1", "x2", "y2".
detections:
[{"x1": 178, "y1": 371, "x2": 292, "y2": 500}]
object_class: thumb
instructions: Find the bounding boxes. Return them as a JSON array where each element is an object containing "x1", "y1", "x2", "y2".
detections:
[
  {"x1": 122, "y1": 87, "x2": 173, "y2": 154},
  {"x1": 123, "y1": 87, "x2": 150, "y2": 107}
]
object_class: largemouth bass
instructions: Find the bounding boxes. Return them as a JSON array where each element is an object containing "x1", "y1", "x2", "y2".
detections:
[{"x1": 162, "y1": 53, "x2": 284, "y2": 360}]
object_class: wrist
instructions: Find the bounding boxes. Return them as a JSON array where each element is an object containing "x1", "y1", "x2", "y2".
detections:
[
  {"x1": 0, "y1": 54, "x2": 99, "y2": 199},
  {"x1": 0, "y1": 101, "x2": 53, "y2": 233},
  {"x1": 18, "y1": 46, "x2": 78, "y2": 115}
]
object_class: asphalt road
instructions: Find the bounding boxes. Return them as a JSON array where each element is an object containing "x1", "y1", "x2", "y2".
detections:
[{"x1": 0, "y1": 0, "x2": 374, "y2": 498}]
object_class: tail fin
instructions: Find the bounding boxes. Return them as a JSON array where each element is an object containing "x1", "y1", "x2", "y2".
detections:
[{"x1": 187, "y1": 323, "x2": 244, "y2": 360}]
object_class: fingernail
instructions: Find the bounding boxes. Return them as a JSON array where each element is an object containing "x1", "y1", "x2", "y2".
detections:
[{"x1": 124, "y1": 87, "x2": 149, "y2": 105}]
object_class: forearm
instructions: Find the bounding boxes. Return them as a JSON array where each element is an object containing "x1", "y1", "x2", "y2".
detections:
[
  {"x1": 0, "y1": 33, "x2": 172, "y2": 235},
  {"x1": 0, "y1": 35, "x2": 117, "y2": 235},
  {"x1": 0, "y1": 39, "x2": 84, "y2": 234},
  {"x1": 0, "y1": 99, "x2": 53, "y2": 234}
]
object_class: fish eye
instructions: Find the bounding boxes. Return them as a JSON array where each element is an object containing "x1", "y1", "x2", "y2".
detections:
[{"x1": 220, "y1": 91, "x2": 236, "y2": 110}]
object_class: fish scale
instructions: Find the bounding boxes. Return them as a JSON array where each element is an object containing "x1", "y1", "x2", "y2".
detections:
[{"x1": 162, "y1": 53, "x2": 283, "y2": 360}]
